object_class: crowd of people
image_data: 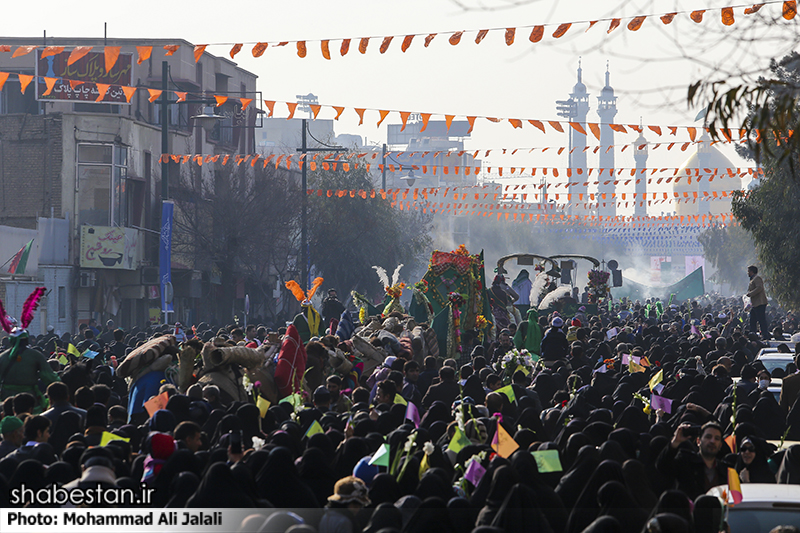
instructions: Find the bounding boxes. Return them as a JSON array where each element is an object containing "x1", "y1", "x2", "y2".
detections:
[{"x1": 1, "y1": 269, "x2": 800, "y2": 533}]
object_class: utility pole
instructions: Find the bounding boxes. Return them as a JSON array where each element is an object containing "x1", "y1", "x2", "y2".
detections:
[
  {"x1": 297, "y1": 119, "x2": 346, "y2": 290},
  {"x1": 382, "y1": 143, "x2": 387, "y2": 191}
]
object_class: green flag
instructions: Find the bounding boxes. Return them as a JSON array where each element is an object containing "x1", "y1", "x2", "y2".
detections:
[
  {"x1": 369, "y1": 443, "x2": 391, "y2": 467},
  {"x1": 7, "y1": 239, "x2": 33, "y2": 275},
  {"x1": 531, "y1": 449, "x2": 563, "y2": 473},
  {"x1": 305, "y1": 420, "x2": 324, "y2": 438},
  {"x1": 447, "y1": 426, "x2": 472, "y2": 454},
  {"x1": 496, "y1": 384, "x2": 516, "y2": 403}
]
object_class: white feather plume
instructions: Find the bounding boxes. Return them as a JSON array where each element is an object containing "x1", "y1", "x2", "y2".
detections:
[
  {"x1": 538, "y1": 286, "x2": 572, "y2": 311},
  {"x1": 372, "y1": 266, "x2": 389, "y2": 288},
  {"x1": 391, "y1": 264, "x2": 404, "y2": 287},
  {"x1": 529, "y1": 272, "x2": 550, "y2": 307}
]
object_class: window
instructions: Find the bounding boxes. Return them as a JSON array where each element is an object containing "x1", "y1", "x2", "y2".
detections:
[
  {"x1": 58, "y1": 286, "x2": 66, "y2": 319},
  {"x1": 77, "y1": 143, "x2": 129, "y2": 227}
]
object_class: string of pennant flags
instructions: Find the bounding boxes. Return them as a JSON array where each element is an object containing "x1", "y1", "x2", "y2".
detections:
[
  {"x1": 0, "y1": 69, "x2": 775, "y2": 141},
  {"x1": 306, "y1": 188, "x2": 744, "y2": 202},
  {"x1": 3, "y1": 2, "x2": 794, "y2": 65},
  {"x1": 157, "y1": 153, "x2": 761, "y2": 182}
]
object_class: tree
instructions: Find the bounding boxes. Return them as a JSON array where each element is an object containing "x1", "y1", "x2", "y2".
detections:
[
  {"x1": 306, "y1": 157, "x2": 433, "y2": 299},
  {"x1": 172, "y1": 160, "x2": 302, "y2": 323},
  {"x1": 719, "y1": 52, "x2": 800, "y2": 309},
  {"x1": 696, "y1": 224, "x2": 757, "y2": 293}
]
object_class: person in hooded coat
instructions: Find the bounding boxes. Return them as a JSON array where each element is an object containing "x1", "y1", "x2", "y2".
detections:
[
  {"x1": 595, "y1": 480, "x2": 648, "y2": 533},
  {"x1": 165, "y1": 471, "x2": 200, "y2": 508},
  {"x1": 274, "y1": 325, "x2": 307, "y2": 399},
  {"x1": 298, "y1": 447, "x2": 338, "y2": 504},
  {"x1": 565, "y1": 460, "x2": 625, "y2": 533},
  {"x1": 510, "y1": 449, "x2": 568, "y2": 533},
  {"x1": 256, "y1": 446, "x2": 319, "y2": 507},
  {"x1": 186, "y1": 462, "x2": 257, "y2": 507},
  {"x1": 475, "y1": 465, "x2": 517, "y2": 527},
  {"x1": 514, "y1": 308, "x2": 543, "y2": 356},
  {"x1": 491, "y1": 483, "x2": 554, "y2": 533},
  {"x1": 556, "y1": 445, "x2": 601, "y2": 509}
]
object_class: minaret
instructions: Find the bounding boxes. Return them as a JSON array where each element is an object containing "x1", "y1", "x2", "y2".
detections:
[
  {"x1": 696, "y1": 129, "x2": 713, "y2": 215},
  {"x1": 597, "y1": 63, "x2": 617, "y2": 219},
  {"x1": 633, "y1": 125, "x2": 649, "y2": 218},
  {"x1": 556, "y1": 59, "x2": 589, "y2": 214}
]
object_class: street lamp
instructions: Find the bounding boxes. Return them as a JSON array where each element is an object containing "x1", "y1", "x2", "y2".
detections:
[
  {"x1": 399, "y1": 169, "x2": 417, "y2": 188},
  {"x1": 190, "y1": 106, "x2": 225, "y2": 133}
]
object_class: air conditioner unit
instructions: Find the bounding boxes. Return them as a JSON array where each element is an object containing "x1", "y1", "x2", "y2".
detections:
[
  {"x1": 79, "y1": 270, "x2": 96, "y2": 288},
  {"x1": 141, "y1": 266, "x2": 160, "y2": 285}
]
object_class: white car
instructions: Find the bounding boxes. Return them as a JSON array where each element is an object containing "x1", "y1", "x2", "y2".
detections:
[
  {"x1": 707, "y1": 483, "x2": 800, "y2": 532},
  {"x1": 756, "y1": 352, "x2": 795, "y2": 376}
]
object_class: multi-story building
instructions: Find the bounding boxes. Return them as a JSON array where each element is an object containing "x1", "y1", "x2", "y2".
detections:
[{"x1": 0, "y1": 38, "x2": 258, "y2": 333}]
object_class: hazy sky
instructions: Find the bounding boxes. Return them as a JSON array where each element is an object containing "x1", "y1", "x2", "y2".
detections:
[{"x1": 5, "y1": 0, "x2": 796, "y2": 182}]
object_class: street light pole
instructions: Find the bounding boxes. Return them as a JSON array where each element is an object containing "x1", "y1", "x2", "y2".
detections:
[
  {"x1": 382, "y1": 143, "x2": 387, "y2": 191},
  {"x1": 301, "y1": 118, "x2": 308, "y2": 291},
  {"x1": 159, "y1": 60, "x2": 173, "y2": 325},
  {"x1": 161, "y1": 61, "x2": 169, "y2": 201}
]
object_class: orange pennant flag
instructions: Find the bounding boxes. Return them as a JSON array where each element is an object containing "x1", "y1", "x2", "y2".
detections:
[
  {"x1": 609, "y1": 124, "x2": 627, "y2": 133},
  {"x1": 553, "y1": 23, "x2": 572, "y2": 38},
  {"x1": 400, "y1": 112, "x2": 411, "y2": 131},
  {"x1": 136, "y1": 46, "x2": 152, "y2": 64},
  {"x1": 12, "y1": 45, "x2": 36, "y2": 58},
  {"x1": 104, "y1": 46, "x2": 120, "y2": 72},
  {"x1": 42, "y1": 77, "x2": 57, "y2": 96},
  {"x1": 229, "y1": 43, "x2": 243, "y2": 58},
  {"x1": 420, "y1": 113, "x2": 432, "y2": 132},
  {"x1": 466, "y1": 116, "x2": 476, "y2": 134},
  {"x1": 475, "y1": 29, "x2": 489, "y2": 44},
  {"x1": 333, "y1": 106, "x2": 345, "y2": 120},
  {"x1": 297, "y1": 41, "x2": 307, "y2": 58},
  {"x1": 147, "y1": 89, "x2": 162, "y2": 103},
  {"x1": 309, "y1": 104, "x2": 321, "y2": 118},
  {"x1": 67, "y1": 46, "x2": 92, "y2": 65},
  {"x1": 608, "y1": 19, "x2": 621, "y2": 33},
  {"x1": 377, "y1": 110, "x2": 390, "y2": 127},
  {"x1": 445, "y1": 115, "x2": 455, "y2": 131},
  {"x1": 509, "y1": 119, "x2": 522, "y2": 129},
  {"x1": 41, "y1": 46, "x2": 64, "y2": 58},
  {"x1": 286, "y1": 102, "x2": 298, "y2": 120},
  {"x1": 627, "y1": 16, "x2": 646, "y2": 31},
  {"x1": 529, "y1": 120, "x2": 546, "y2": 133},
  {"x1": 175, "y1": 91, "x2": 187, "y2": 103},
  {"x1": 425, "y1": 33, "x2": 437, "y2": 47},
  {"x1": 449, "y1": 31, "x2": 464, "y2": 45},
  {"x1": 0, "y1": 72, "x2": 11, "y2": 92},
  {"x1": 690, "y1": 10, "x2": 705, "y2": 23},
  {"x1": 69, "y1": 80, "x2": 82, "y2": 90},
  {"x1": 549, "y1": 121, "x2": 565, "y2": 133},
  {"x1": 745, "y1": 4, "x2": 765, "y2": 14},
  {"x1": 340, "y1": 39, "x2": 351, "y2": 56},
  {"x1": 359, "y1": 37, "x2": 369, "y2": 54},
  {"x1": 194, "y1": 45, "x2": 207, "y2": 63},
  {"x1": 380, "y1": 36, "x2": 393, "y2": 53},
  {"x1": 252, "y1": 42, "x2": 268, "y2": 57},
  {"x1": 569, "y1": 122, "x2": 587, "y2": 135},
  {"x1": 505, "y1": 28, "x2": 516, "y2": 45},
  {"x1": 215, "y1": 95, "x2": 228, "y2": 107},
  {"x1": 122, "y1": 86, "x2": 136, "y2": 103},
  {"x1": 661, "y1": 13, "x2": 677, "y2": 24},
  {"x1": 784, "y1": 0, "x2": 797, "y2": 19},
  {"x1": 649, "y1": 125, "x2": 662, "y2": 135},
  {"x1": 163, "y1": 44, "x2": 180, "y2": 56},
  {"x1": 721, "y1": 7, "x2": 735, "y2": 25},
  {"x1": 530, "y1": 26, "x2": 545, "y2": 42},
  {"x1": 18, "y1": 74, "x2": 33, "y2": 94},
  {"x1": 687, "y1": 127, "x2": 697, "y2": 141},
  {"x1": 321, "y1": 40, "x2": 331, "y2": 60},
  {"x1": 355, "y1": 108, "x2": 366, "y2": 125},
  {"x1": 588, "y1": 123, "x2": 601, "y2": 140},
  {"x1": 401, "y1": 35, "x2": 414, "y2": 52},
  {"x1": 94, "y1": 83, "x2": 110, "y2": 102}
]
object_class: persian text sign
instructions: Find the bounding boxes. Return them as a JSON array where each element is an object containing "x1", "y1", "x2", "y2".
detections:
[
  {"x1": 80, "y1": 226, "x2": 141, "y2": 270},
  {"x1": 36, "y1": 50, "x2": 132, "y2": 103}
]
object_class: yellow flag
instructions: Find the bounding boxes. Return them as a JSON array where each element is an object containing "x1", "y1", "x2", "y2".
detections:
[
  {"x1": 100, "y1": 431, "x2": 130, "y2": 447},
  {"x1": 629, "y1": 360, "x2": 645, "y2": 373},
  {"x1": 305, "y1": 419, "x2": 323, "y2": 438},
  {"x1": 491, "y1": 423, "x2": 520, "y2": 458},
  {"x1": 257, "y1": 396, "x2": 271, "y2": 418},
  {"x1": 649, "y1": 369, "x2": 664, "y2": 390},
  {"x1": 393, "y1": 394, "x2": 408, "y2": 406},
  {"x1": 67, "y1": 343, "x2": 80, "y2": 358}
]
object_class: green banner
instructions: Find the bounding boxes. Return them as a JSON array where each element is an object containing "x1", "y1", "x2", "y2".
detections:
[{"x1": 611, "y1": 267, "x2": 704, "y2": 302}]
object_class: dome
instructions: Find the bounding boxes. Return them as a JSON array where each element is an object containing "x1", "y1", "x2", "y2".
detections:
[
  {"x1": 572, "y1": 80, "x2": 587, "y2": 95},
  {"x1": 672, "y1": 139, "x2": 742, "y2": 216},
  {"x1": 600, "y1": 85, "x2": 614, "y2": 98}
]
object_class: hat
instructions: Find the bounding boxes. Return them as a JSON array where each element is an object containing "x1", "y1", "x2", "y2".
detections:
[
  {"x1": 47, "y1": 325, "x2": 54, "y2": 332},
  {"x1": 313, "y1": 386, "x2": 331, "y2": 403},
  {"x1": 328, "y1": 476, "x2": 371, "y2": 505},
  {"x1": 578, "y1": 306, "x2": 586, "y2": 312},
  {"x1": 0, "y1": 416, "x2": 22, "y2": 435},
  {"x1": 571, "y1": 318, "x2": 581, "y2": 327},
  {"x1": 551, "y1": 317, "x2": 564, "y2": 328}
]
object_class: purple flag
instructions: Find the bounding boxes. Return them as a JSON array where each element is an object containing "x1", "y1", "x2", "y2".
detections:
[
  {"x1": 464, "y1": 459, "x2": 486, "y2": 487},
  {"x1": 406, "y1": 402, "x2": 420, "y2": 427},
  {"x1": 650, "y1": 394, "x2": 673, "y2": 414}
]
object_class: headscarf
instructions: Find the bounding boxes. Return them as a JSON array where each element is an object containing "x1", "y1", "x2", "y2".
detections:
[
  {"x1": 165, "y1": 471, "x2": 200, "y2": 508},
  {"x1": 256, "y1": 446, "x2": 319, "y2": 507},
  {"x1": 186, "y1": 462, "x2": 256, "y2": 508},
  {"x1": 491, "y1": 483, "x2": 554, "y2": 533},
  {"x1": 274, "y1": 325, "x2": 307, "y2": 399},
  {"x1": 596, "y1": 480, "x2": 648, "y2": 533},
  {"x1": 514, "y1": 308, "x2": 543, "y2": 355},
  {"x1": 141, "y1": 432, "x2": 176, "y2": 486}
]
